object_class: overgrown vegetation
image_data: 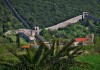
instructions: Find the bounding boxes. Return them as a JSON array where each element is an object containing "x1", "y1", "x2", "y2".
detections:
[
  {"x1": 0, "y1": 37, "x2": 90, "y2": 70},
  {"x1": 0, "y1": 34, "x2": 100, "y2": 70}
]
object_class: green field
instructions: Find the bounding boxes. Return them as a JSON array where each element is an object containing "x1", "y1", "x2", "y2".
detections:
[{"x1": 70, "y1": 54, "x2": 100, "y2": 70}]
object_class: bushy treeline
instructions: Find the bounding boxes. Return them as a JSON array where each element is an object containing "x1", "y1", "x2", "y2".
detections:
[{"x1": 10, "y1": 0, "x2": 100, "y2": 28}]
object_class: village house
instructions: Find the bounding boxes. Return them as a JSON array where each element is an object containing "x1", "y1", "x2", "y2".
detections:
[
  {"x1": 71, "y1": 38, "x2": 89, "y2": 46},
  {"x1": 71, "y1": 34, "x2": 94, "y2": 46}
]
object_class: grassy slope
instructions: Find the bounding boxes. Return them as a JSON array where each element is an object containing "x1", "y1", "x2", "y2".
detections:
[
  {"x1": 70, "y1": 45, "x2": 100, "y2": 70},
  {"x1": 70, "y1": 54, "x2": 100, "y2": 70},
  {"x1": 10, "y1": 0, "x2": 100, "y2": 28},
  {"x1": 7, "y1": 35, "x2": 29, "y2": 45}
]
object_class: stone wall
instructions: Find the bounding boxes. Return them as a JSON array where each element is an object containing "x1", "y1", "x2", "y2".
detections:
[{"x1": 46, "y1": 15, "x2": 83, "y2": 30}]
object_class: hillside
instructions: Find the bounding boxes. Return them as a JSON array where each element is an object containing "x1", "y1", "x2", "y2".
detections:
[
  {"x1": 0, "y1": 0, "x2": 100, "y2": 70},
  {"x1": 0, "y1": 0, "x2": 24, "y2": 35},
  {"x1": 0, "y1": 0, "x2": 100, "y2": 36},
  {"x1": 9, "y1": 0, "x2": 100, "y2": 28}
]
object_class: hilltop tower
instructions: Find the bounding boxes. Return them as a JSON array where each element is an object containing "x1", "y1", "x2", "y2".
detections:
[
  {"x1": 82, "y1": 12, "x2": 88, "y2": 20},
  {"x1": 35, "y1": 26, "x2": 40, "y2": 34}
]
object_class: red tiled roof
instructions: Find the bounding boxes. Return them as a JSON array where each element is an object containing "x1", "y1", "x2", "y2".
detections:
[
  {"x1": 21, "y1": 45, "x2": 30, "y2": 49},
  {"x1": 75, "y1": 38, "x2": 88, "y2": 42},
  {"x1": 21, "y1": 44, "x2": 34, "y2": 49}
]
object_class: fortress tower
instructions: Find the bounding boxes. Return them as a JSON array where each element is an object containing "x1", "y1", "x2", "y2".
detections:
[
  {"x1": 82, "y1": 12, "x2": 88, "y2": 19},
  {"x1": 35, "y1": 26, "x2": 40, "y2": 34}
]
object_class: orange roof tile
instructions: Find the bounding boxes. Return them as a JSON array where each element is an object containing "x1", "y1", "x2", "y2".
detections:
[
  {"x1": 21, "y1": 44, "x2": 34, "y2": 49},
  {"x1": 75, "y1": 38, "x2": 88, "y2": 42}
]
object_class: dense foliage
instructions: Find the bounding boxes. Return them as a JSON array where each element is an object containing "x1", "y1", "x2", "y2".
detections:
[
  {"x1": 0, "y1": 0, "x2": 24, "y2": 35},
  {"x1": 0, "y1": 37, "x2": 89, "y2": 70},
  {"x1": 40, "y1": 18, "x2": 100, "y2": 40},
  {"x1": 10, "y1": 0, "x2": 100, "y2": 28}
]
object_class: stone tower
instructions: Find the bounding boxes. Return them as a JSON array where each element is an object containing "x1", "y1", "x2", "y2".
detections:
[
  {"x1": 82, "y1": 12, "x2": 88, "y2": 19},
  {"x1": 35, "y1": 26, "x2": 40, "y2": 34}
]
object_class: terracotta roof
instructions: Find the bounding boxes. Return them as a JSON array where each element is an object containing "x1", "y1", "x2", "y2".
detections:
[
  {"x1": 75, "y1": 38, "x2": 88, "y2": 42},
  {"x1": 21, "y1": 44, "x2": 34, "y2": 49},
  {"x1": 21, "y1": 45, "x2": 30, "y2": 49}
]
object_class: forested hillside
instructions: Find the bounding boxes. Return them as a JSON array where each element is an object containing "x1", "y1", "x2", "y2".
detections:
[
  {"x1": 9, "y1": 0, "x2": 100, "y2": 28},
  {"x1": 0, "y1": 0, "x2": 100, "y2": 70},
  {"x1": 0, "y1": 0, "x2": 24, "y2": 35}
]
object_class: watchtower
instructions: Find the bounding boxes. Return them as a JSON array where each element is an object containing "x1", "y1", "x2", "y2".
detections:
[
  {"x1": 82, "y1": 12, "x2": 88, "y2": 19},
  {"x1": 35, "y1": 26, "x2": 40, "y2": 34}
]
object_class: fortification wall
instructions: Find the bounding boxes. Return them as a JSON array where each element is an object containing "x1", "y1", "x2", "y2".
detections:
[{"x1": 46, "y1": 15, "x2": 83, "y2": 30}]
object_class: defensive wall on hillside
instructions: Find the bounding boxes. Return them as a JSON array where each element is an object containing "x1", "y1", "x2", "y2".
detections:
[
  {"x1": 4, "y1": 0, "x2": 88, "y2": 30},
  {"x1": 46, "y1": 15, "x2": 83, "y2": 30}
]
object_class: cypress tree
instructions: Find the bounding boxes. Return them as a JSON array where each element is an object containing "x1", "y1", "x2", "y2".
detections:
[
  {"x1": 16, "y1": 33, "x2": 20, "y2": 47},
  {"x1": 2, "y1": 23, "x2": 6, "y2": 33}
]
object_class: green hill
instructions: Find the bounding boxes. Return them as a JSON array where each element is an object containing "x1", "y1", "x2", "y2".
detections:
[
  {"x1": 9, "y1": 0, "x2": 100, "y2": 28},
  {"x1": 0, "y1": 0, "x2": 24, "y2": 34},
  {"x1": 0, "y1": 0, "x2": 100, "y2": 29}
]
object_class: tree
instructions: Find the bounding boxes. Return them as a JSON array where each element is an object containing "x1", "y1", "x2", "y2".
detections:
[
  {"x1": 2, "y1": 23, "x2": 6, "y2": 33},
  {"x1": 94, "y1": 36, "x2": 100, "y2": 53},
  {"x1": 16, "y1": 34, "x2": 20, "y2": 47}
]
